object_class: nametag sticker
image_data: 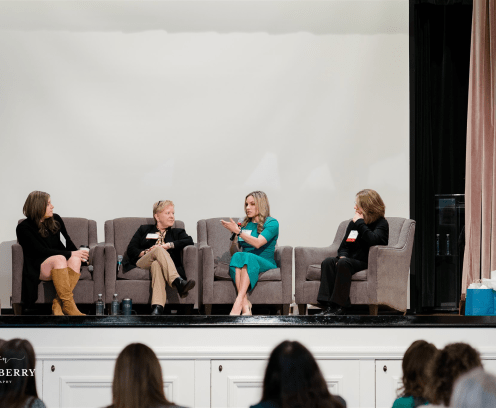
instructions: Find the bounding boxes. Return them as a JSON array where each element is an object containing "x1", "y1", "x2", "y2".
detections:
[
  {"x1": 146, "y1": 233, "x2": 159, "y2": 239},
  {"x1": 238, "y1": 230, "x2": 252, "y2": 242},
  {"x1": 346, "y1": 230, "x2": 358, "y2": 242},
  {"x1": 60, "y1": 234, "x2": 66, "y2": 247}
]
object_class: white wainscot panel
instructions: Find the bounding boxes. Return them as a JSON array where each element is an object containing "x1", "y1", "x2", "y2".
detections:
[
  {"x1": 211, "y1": 359, "x2": 360, "y2": 408},
  {"x1": 375, "y1": 360, "x2": 402, "y2": 408},
  {"x1": 42, "y1": 359, "x2": 195, "y2": 408}
]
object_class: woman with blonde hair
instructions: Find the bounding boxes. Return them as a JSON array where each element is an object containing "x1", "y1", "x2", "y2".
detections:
[
  {"x1": 221, "y1": 191, "x2": 279, "y2": 315},
  {"x1": 317, "y1": 189, "x2": 389, "y2": 316},
  {"x1": 16, "y1": 191, "x2": 87, "y2": 315},
  {"x1": 125, "y1": 200, "x2": 195, "y2": 315},
  {"x1": 107, "y1": 343, "x2": 184, "y2": 408}
]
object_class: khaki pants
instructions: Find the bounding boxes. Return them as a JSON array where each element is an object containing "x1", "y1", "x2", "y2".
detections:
[{"x1": 136, "y1": 247, "x2": 180, "y2": 306}]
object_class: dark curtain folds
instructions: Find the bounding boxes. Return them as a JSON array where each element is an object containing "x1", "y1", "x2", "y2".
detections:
[{"x1": 412, "y1": 1, "x2": 472, "y2": 310}]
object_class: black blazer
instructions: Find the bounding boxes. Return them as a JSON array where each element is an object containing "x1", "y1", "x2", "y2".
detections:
[
  {"x1": 337, "y1": 217, "x2": 389, "y2": 264},
  {"x1": 16, "y1": 214, "x2": 77, "y2": 304},
  {"x1": 124, "y1": 224, "x2": 194, "y2": 279}
]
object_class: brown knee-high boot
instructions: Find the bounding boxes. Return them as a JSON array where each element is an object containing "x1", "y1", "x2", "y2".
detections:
[
  {"x1": 51, "y1": 268, "x2": 85, "y2": 316},
  {"x1": 52, "y1": 267, "x2": 85, "y2": 315}
]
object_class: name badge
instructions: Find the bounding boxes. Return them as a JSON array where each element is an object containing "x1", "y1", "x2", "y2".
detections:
[
  {"x1": 146, "y1": 233, "x2": 159, "y2": 239},
  {"x1": 238, "y1": 230, "x2": 252, "y2": 242},
  {"x1": 346, "y1": 230, "x2": 358, "y2": 242}
]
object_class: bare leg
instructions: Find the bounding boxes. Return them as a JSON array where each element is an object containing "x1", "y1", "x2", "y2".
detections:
[
  {"x1": 230, "y1": 266, "x2": 251, "y2": 315},
  {"x1": 67, "y1": 255, "x2": 82, "y2": 275},
  {"x1": 40, "y1": 255, "x2": 67, "y2": 281}
]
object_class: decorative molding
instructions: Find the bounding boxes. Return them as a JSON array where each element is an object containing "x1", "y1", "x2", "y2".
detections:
[
  {"x1": 227, "y1": 376, "x2": 264, "y2": 407},
  {"x1": 59, "y1": 376, "x2": 112, "y2": 407}
]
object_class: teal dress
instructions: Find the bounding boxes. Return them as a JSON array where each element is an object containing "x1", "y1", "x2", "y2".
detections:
[
  {"x1": 392, "y1": 396, "x2": 429, "y2": 408},
  {"x1": 229, "y1": 217, "x2": 279, "y2": 290}
]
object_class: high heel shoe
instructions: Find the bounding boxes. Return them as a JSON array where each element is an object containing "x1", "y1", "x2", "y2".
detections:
[
  {"x1": 242, "y1": 300, "x2": 252, "y2": 316},
  {"x1": 229, "y1": 302, "x2": 242, "y2": 316}
]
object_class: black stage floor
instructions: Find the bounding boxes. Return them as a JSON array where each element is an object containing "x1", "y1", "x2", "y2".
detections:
[{"x1": 1, "y1": 315, "x2": 496, "y2": 328}]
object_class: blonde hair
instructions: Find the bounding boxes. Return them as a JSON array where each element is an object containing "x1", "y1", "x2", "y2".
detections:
[
  {"x1": 241, "y1": 191, "x2": 271, "y2": 234},
  {"x1": 356, "y1": 189, "x2": 386, "y2": 224},
  {"x1": 152, "y1": 200, "x2": 174, "y2": 220},
  {"x1": 22, "y1": 191, "x2": 59, "y2": 237}
]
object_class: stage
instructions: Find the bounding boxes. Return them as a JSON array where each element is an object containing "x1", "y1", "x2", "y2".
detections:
[{"x1": 2, "y1": 315, "x2": 496, "y2": 408}]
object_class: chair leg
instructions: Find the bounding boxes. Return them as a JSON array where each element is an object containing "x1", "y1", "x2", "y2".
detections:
[
  {"x1": 204, "y1": 304, "x2": 212, "y2": 315},
  {"x1": 183, "y1": 305, "x2": 193, "y2": 315},
  {"x1": 298, "y1": 304, "x2": 307, "y2": 316},
  {"x1": 369, "y1": 305, "x2": 379, "y2": 316},
  {"x1": 13, "y1": 303, "x2": 23, "y2": 316},
  {"x1": 282, "y1": 304, "x2": 290, "y2": 315}
]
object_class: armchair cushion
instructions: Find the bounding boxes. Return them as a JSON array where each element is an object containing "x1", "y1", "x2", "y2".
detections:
[
  {"x1": 306, "y1": 264, "x2": 368, "y2": 281},
  {"x1": 118, "y1": 267, "x2": 151, "y2": 281}
]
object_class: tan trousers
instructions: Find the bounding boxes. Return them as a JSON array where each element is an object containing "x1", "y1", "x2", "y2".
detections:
[{"x1": 136, "y1": 247, "x2": 180, "y2": 307}]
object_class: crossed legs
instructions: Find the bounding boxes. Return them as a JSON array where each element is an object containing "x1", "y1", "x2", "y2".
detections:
[{"x1": 230, "y1": 265, "x2": 252, "y2": 315}]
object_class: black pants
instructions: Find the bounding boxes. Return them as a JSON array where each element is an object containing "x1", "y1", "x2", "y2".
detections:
[{"x1": 317, "y1": 257, "x2": 367, "y2": 307}]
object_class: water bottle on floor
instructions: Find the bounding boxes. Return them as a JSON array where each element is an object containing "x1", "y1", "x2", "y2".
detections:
[{"x1": 96, "y1": 294, "x2": 104, "y2": 316}]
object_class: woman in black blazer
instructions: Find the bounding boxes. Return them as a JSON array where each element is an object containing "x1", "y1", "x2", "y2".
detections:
[
  {"x1": 317, "y1": 189, "x2": 389, "y2": 316},
  {"x1": 16, "y1": 191, "x2": 87, "y2": 315},
  {"x1": 125, "y1": 200, "x2": 195, "y2": 315}
]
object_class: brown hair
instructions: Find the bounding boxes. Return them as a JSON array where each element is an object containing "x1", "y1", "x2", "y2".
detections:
[
  {"x1": 355, "y1": 189, "x2": 386, "y2": 224},
  {"x1": 399, "y1": 340, "x2": 438, "y2": 399},
  {"x1": 427, "y1": 342, "x2": 483, "y2": 406},
  {"x1": 241, "y1": 191, "x2": 271, "y2": 234},
  {"x1": 109, "y1": 343, "x2": 172, "y2": 408},
  {"x1": 0, "y1": 338, "x2": 40, "y2": 408},
  {"x1": 22, "y1": 191, "x2": 59, "y2": 237}
]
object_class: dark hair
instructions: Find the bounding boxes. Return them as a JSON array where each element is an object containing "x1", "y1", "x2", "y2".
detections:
[
  {"x1": 427, "y1": 342, "x2": 483, "y2": 406},
  {"x1": 23, "y1": 191, "x2": 59, "y2": 237},
  {"x1": 0, "y1": 338, "x2": 40, "y2": 408},
  {"x1": 261, "y1": 341, "x2": 344, "y2": 408},
  {"x1": 109, "y1": 343, "x2": 173, "y2": 408},
  {"x1": 399, "y1": 340, "x2": 438, "y2": 399}
]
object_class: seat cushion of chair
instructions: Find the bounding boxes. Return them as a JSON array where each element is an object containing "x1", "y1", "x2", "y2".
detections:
[
  {"x1": 214, "y1": 262, "x2": 282, "y2": 281},
  {"x1": 306, "y1": 264, "x2": 368, "y2": 281},
  {"x1": 80, "y1": 266, "x2": 93, "y2": 280},
  {"x1": 117, "y1": 267, "x2": 151, "y2": 281}
]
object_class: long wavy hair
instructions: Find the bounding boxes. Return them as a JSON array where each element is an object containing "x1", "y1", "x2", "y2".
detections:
[
  {"x1": 22, "y1": 191, "x2": 59, "y2": 237},
  {"x1": 0, "y1": 338, "x2": 40, "y2": 408},
  {"x1": 398, "y1": 340, "x2": 438, "y2": 399},
  {"x1": 260, "y1": 341, "x2": 344, "y2": 408},
  {"x1": 426, "y1": 342, "x2": 482, "y2": 406},
  {"x1": 108, "y1": 343, "x2": 173, "y2": 408},
  {"x1": 241, "y1": 191, "x2": 270, "y2": 233},
  {"x1": 355, "y1": 189, "x2": 386, "y2": 224}
]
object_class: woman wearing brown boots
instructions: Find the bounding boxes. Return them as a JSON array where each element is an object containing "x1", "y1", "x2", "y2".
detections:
[{"x1": 16, "y1": 191, "x2": 87, "y2": 316}]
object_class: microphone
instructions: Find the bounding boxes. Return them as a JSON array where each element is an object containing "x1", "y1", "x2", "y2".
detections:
[{"x1": 230, "y1": 218, "x2": 244, "y2": 241}]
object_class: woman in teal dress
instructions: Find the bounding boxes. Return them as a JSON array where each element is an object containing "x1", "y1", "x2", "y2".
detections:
[{"x1": 221, "y1": 191, "x2": 279, "y2": 316}]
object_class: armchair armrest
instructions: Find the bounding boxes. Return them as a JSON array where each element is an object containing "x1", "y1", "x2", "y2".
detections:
[
  {"x1": 104, "y1": 243, "x2": 117, "y2": 304},
  {"x1": 12, "y1": 243, "x2": 23, "y2": 304},
  {"x1": 275, "y1": 246, "x2": 293, "y2": 304},
  {"x1": 182, "y1": 244, "x2": 198, "y2": 281},
  {"x1": 90, "y1": 243, "x2": 105, "y2": 303},
  {"x1": 295, "y1": 245, "x2": 337, "y2": 283},
  {"x1": 200, "y1": 244, "x2": 215, "y2": 304}
]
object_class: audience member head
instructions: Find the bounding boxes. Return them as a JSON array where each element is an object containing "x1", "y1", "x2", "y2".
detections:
[
  {"x1": 355, "y1": 189, "x2": 385, "y2": 224},
  {"x1": 427, "y1": 342, "x2": 482, "y2": 407},
  {"x1": 22, "y1": 190, "x2": 59, "y2": 236},
  {"x1": 399, "y1": 340, "x2": 438, "y2": 400},
  {"x1": 261, "y1": 341, "x2": 344, "y2": 408},
  {"x1": 243, "y1": 191, "x2": 270, "y2": 233},
  {"x1": 450, "y1": 368, "x2": 496, "y2": 408},
  {"x1": 0, "y1": 338, "x2": 40, "y2": 408},
  {"x1": 110, "y1": 343, "x2": 172, "y2": 408}
]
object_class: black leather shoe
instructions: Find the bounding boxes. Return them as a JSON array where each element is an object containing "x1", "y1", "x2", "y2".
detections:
[
  {"x1": 151, "y1": 305, "x2": 164, "y2": 315},
  {"x1": 328, "y1": 307, "x2": 347, "y2": 316},
  {"x1": 173, "y1": 277, "x2": 196, "y2": 298},
  {"x1": 317, "y1": 306, "x2": 336, "y2": 316}
]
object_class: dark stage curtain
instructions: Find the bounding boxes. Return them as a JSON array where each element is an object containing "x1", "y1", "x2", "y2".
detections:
[{"x1": 411, "y1": 0, "x2": 472, "y2": 310}]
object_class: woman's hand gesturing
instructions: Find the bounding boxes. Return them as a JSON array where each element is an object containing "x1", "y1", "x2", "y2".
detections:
[
  {"x1": 353, "y1": 211, "x2": 364, "y2": 223},
  {"x1": 220, "y1": 218, "x2": 240, "y2": 234}
]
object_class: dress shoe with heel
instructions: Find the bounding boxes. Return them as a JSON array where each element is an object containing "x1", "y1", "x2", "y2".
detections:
[
  {"x1": 151, "y1": 305, "x2": 164, "y2": 315},
  {"x1": 242, "y1": 300, "x2": 252, "y2": 316},
  {"x1": 173, "y1": 277, "x2": 196, "y2": 298}
]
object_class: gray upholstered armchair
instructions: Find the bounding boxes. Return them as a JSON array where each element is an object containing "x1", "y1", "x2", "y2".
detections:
[
  {"x1": 104, "y1": 217, "x2": 198, "y2": 312},
  {"x1": 12, "y1": 217, "x2": 105, "y2": 315},
  {"x1": 295, "y1": 217, "x2": 416, "y2": 315},
  {"x1": 197, "y1": 217, "x2": 293, "y2": 315}
]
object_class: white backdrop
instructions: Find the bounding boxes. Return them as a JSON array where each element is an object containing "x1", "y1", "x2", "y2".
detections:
[{"x1": 0, "y1": 0, "x2": 409, "y2": 307}]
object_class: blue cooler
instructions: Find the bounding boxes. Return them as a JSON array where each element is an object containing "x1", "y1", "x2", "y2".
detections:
[{"x1": 465, "y1": 288, "x2": 495, "y2": 316}]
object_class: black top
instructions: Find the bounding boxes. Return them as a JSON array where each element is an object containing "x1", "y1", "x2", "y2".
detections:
[
  {"x1": 337, "y1": 217, "x2": 389, "y2": 264},
  {"x1": 124, "y1": 224, "x2": 194, "y2": 279},
  {"x1": 16, "y1": 214, "x2": 77, "y2": 304}
]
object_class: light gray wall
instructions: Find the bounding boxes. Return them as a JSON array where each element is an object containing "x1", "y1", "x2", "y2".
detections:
[{"x1": 0, "y1": 0, "x2": 409, "y2": 308}]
